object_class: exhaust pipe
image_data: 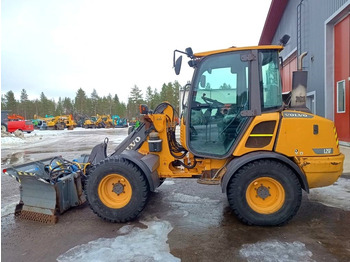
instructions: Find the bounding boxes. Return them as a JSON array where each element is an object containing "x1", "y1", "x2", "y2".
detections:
[{"x1": 291, "y1": 52, "x2": 309, "y2": 110}]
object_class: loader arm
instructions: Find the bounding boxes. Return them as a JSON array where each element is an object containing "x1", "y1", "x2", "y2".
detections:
[{"x1": 112, "y1": 123, "x2": 149, "y2": 155}]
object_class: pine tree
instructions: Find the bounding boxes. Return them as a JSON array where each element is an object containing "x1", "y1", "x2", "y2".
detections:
[
  {"x1": 5, "y1": 91, "x2": 18, "y2": 113},
  {"x1": 127, "y1": 85, "x2": 144, "y2": 118},
  {"x1": 56, "y1": 97, "x2": 64, "y2": 115},
  {"x1": 63, "y1": 97, "x2": 73, "y2": 114},
  {"x1": 91, "y1": 89, "x2": 99, "y2": 115},
  {"x1": 20, "y1": 89, "x2": 29, "y2": 118},
  {"x1": 75, "y1": 88, "x2": 88, "y2": 115},
  {"x1": 145, "y1": 86, "x2": 154, "y2": 107}
]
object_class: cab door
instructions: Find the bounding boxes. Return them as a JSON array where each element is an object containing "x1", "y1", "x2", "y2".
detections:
[
  {"x1": 186, "y1": 49, "x2": 283, "y2": 158},
  {"x1": 187, "y1": 51, "x2": 250, "y2": 158}
]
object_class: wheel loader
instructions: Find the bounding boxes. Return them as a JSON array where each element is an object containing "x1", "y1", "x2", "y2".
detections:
[
  {"x1": 83, "y1": 45, "x2": 344, "y2": 226},
  {"x1": 3, "y1": 45, "x2": 344, "y2": 226}
]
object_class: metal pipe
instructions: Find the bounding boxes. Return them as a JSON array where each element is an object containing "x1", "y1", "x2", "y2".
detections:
[{"x1": 298, "y1": 52, "x2": 308, "y2": 71}]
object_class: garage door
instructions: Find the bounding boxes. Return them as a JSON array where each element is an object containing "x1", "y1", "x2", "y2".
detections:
[{"x1": 334, "y1": 14, "x2": 350, "y2": 143}]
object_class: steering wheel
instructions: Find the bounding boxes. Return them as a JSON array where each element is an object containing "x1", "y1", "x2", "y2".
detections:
[{"x1": 201, "y1": 94, "x2": 224, "y2": 107}]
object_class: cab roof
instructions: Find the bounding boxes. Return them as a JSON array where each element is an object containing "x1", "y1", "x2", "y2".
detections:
[{"x1": 194, "y1": 45, "x2": 283, "y2": 58}]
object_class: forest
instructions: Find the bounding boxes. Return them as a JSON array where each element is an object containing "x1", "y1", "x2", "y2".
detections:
[{"x1": 1, "y1": 81, "x2": 181, "y2": 120}]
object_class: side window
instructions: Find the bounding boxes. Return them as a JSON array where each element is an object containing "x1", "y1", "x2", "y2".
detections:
[{"x1": 260, "y1": 51, "x2": 282, "y2": 110}]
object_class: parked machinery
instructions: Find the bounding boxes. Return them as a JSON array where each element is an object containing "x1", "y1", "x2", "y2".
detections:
[
  {"x1": 112, "y1": 115, "x2": 128, "y2": 128},
  {"x1": 8, "y1": 114, "x2": 25, "y2": 120},
  {"x1": 83, "y1": 116, "x2": 97, "y2": 128},
  {"x1": 84, "y1": 114, "x2": 115, "y2": 128},
  {"x1": 100, "y1": 115, "x2": 114, "y2": 128},
  {"x1": 61, "y1": 115, "x2": 77, "y2": 130}
]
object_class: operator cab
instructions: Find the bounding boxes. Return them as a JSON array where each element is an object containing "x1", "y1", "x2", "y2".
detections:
[{"x1": 177, "y1": 46, "x2": 283, "y2": 158}]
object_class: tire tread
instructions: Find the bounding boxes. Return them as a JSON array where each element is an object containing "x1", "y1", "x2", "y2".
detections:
[
  {"x1": 85, "y1": 157, "x2": 149, "y2": 223},
  {"x1": 227, "y1": 159, "x2": 302, "y2": 226}
]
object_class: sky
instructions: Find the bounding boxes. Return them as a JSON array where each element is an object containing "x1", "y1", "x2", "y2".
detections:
[{"x1": 1, "y1": 0, "x2": 272, "y2": 104}]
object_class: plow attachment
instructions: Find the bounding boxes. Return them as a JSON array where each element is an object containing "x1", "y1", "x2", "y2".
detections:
[{"x1": 3, "y1": 156, "x2": 89, "y2": 224}]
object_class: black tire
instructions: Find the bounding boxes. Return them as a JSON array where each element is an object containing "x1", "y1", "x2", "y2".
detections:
[
  {"x1": 85, "y1": 158, "x2": 150, "y2": 222},
  {"x1": 227, "y1": 160, "x2": 302, "y2": 226},
  {"x1": 1, "y1": 124, "x2": 8, "y2": 132}
]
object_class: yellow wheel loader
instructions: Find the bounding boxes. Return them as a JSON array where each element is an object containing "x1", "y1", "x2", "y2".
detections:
[
  {"x1": 84, "y1": 45, "x2": 344, "y2": 226},
  {"x1": 4, "y1": 45, "x2": 344, "y2": 226}
]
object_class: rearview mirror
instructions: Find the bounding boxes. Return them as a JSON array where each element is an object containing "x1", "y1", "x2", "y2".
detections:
[{"x1": 175, "y1": 56, "x2": 182, "y2": 75}]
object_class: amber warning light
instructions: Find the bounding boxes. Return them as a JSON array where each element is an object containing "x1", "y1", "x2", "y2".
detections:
[{"x1": 139, "y1": 104, "x2": 149, "y2": 115}]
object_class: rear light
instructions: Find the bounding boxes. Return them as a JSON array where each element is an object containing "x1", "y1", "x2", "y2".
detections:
[{"x1": 3, "y1": 169, "x2": 7, "y2": 174}]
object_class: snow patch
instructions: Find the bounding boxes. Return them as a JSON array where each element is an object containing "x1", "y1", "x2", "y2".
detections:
[
  {"x1": 308, "y1": 177, "x2": 350, "y2": 211},
  {"x1": 56, "y1": 220, "x2": 180, "y2": 262},
  {"x1": 239, "y1": 240, "x2": 314, "y2": 262},
  {"x1": 1, "y1": 202, "x2": 17, "y2": 217},
  {"x1": 1, "y1": 136, "x2": 26, "y2": 145},
  {"x1": 162, "y1": 180, "x2": 175, "y2": 186}
]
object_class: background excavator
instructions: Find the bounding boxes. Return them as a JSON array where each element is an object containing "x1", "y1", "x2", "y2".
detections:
[{"x1": 4, "y1": 45, "x2": 344, "y2": 226}]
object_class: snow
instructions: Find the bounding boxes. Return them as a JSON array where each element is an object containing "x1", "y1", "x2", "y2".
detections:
[
  {"x1": 1, "y1": 201, "x2": 18, "y2": 217},
  {"x1": 1, "y1": 129, "x2": 68, "y2": 148},
  {"x1": 1, "y1": 136, "x2": 27, "y2": 145},
  {"x1": 308, "y1": 177, "x2": 350, "y2": 211},
  {"x1": 1, "y1": 128, "x2": 112, "y2": 144},
  {"x1": 239, "y1": 240, "x2": 314, "y2": 262},
  {"x1": 56, "y1": 219, "x2": 180, "y2": 262},
  {"x1": 162, "y1": 180, "x2": 175, "y2": 186}
]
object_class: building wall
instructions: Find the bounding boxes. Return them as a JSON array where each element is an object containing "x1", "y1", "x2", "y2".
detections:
[{"x1": 270, "y1": 0, "x2": 348, "y2": 117}]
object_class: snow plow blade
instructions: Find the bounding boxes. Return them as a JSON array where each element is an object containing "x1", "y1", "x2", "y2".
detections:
[{"x1": 3, "y1": 156, "x2": 89, "y2": 224}]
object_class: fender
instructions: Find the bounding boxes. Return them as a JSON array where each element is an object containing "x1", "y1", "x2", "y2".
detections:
[
  {"x1": 119, "y1": 150, "x2": 160, "y2": 192},
  {"x1": 221, "y1": 151, "x2": 309, "y2": 193}
]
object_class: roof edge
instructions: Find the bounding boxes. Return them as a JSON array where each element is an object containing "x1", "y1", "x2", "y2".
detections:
[
  {"x1": 259, "y1": 0, "x2": 289, "y2": 45},
  {"x1": 194, "y1": 45, "x2": 283, "y2": 57}
]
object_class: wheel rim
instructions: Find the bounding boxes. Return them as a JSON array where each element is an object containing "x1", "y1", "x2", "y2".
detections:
[
  {"x1": 246, "y1": 176, "x2": 285, "y2": 214},
  {"x1": 98, "y1": 174, "x2": 132, "y2": 208}
]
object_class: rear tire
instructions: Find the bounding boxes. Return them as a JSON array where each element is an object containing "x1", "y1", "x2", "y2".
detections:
[
  {"x1": 85, "y1": 158, "x2": 149, "y2": 222},
  {"x1": 227, "y1": 160, "x2": 302, "y2": 226}
]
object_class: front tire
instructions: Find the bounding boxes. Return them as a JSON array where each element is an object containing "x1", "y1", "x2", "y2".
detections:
[
  {"x1": 227, "y1": 160, "x2": 302, "y2": 226},
  {"x1": 85, "y1": 158, "x2": 149, "y2": 222}
]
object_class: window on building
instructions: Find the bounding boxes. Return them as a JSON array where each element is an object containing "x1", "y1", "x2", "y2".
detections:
[
  {"x1": 337, "y1": 80, "x2": 345, "y2": 113},
  {"x1": 306, "y1": 91, "x2": 316, "y2": 114}
]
